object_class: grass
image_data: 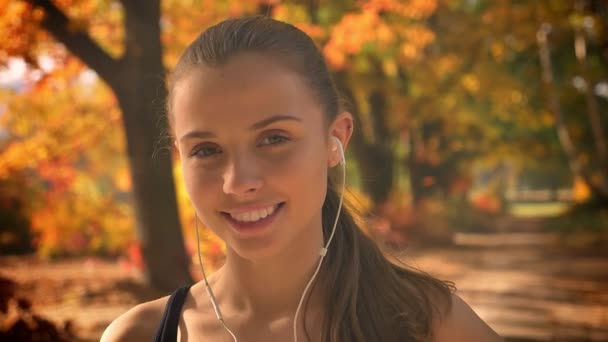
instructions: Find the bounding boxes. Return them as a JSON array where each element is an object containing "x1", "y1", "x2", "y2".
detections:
[
  {"x1": 508, "y1": 201, "x2": 569, "y2": 217},
  {"x1": 507, "y1": 201, "x2": 608, "y2": 233}
]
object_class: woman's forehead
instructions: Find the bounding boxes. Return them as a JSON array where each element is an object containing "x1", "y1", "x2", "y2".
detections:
[{"x1": 171, "y1": 55, "x2": 324, "y2": 134}]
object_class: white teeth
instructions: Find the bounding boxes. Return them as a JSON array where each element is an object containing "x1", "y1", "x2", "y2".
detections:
[
  {"x1": 229, "y1": 204, "x2": 278, "y2": 223},
  {"x1": 259, "y1": 208, "x2": 268, "y2": 219}
]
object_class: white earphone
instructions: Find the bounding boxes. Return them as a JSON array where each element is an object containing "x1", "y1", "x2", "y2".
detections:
[
  {"x1": 332, "y1": 136, "x2": 346, "y2": 166},
  {"x1": 195, "y1": 136, "x2": 346, "y2": 342}
]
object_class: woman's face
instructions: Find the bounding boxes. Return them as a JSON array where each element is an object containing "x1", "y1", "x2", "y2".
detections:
[{"x1": 172, "y1": 53, "x2": 338, "y2": 260}]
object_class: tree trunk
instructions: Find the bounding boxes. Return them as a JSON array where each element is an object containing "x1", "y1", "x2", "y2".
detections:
[
  {"x1": 333, "y1": 72, "x2": 395, "y2": 206},
  {"x1": 591, "y1": 0, "x2": 608, "y2": 68},
  {"x1": 407, "y1": 122, "x2": 442, "y2": 206},
  {"x1": 408, "y1": 131, "x2": 427, "y2": 206},
  {"x1": 537, "y1": 23, "x2": 608, "y2": 205},
  {"x1": 357, "y1": 90, "x2": 394, "y2": 205},
  {"x1": 354, "y1": 143, "x2": 394, "y2": 205},
  {"x1": 32, "y1": 0, "x2": 192, "y2": 291},
  {"x1": 114, "y1": 1, "x2": 191, "y2": 291},
  {"x1": 574, "y1": 0, "x2": 608, "y2": 173}
]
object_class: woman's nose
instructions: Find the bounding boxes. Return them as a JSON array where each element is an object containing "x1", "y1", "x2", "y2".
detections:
[{"x1": 222, "y1": 154, "x2": 264, "y2": 196}]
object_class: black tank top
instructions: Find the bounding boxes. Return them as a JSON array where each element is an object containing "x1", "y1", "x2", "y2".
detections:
[{"x1": 153, "y1": 285, "x2": 192, "y2": 342}]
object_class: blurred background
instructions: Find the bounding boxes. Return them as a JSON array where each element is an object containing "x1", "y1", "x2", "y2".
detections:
[{"x1": 0, "y1": 0, "x2": 607, "y2": 341}]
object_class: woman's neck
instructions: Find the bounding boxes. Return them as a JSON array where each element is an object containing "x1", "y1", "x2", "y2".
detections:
[{"x1": 214, "y1": 219, "x2": 326, "y2": 321}]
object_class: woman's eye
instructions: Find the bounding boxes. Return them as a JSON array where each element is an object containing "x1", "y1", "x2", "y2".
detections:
[
  {"x1": 191, "y1": 144, "x2": 221, "y2": 158},
  {"x1": 260, "y1": 134, "x2": 290, "y2": 146}
]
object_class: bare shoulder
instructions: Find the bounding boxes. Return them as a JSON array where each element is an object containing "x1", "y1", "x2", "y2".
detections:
[
  {"x1": 100, "y1": 296, "x2": 170, "y2": 342},
  {"x1": 434, "y1": 293, "x2": 504, "y2": 342}
]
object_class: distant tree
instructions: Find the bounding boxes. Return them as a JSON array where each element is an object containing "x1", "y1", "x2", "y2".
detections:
[{"x1": 0, "y1": 0, "x2": 191, "y2": 291}]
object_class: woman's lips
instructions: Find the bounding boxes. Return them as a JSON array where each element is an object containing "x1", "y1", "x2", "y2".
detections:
[{"x1": 221, "y1": 202, "x2": 285, "y2": 235}]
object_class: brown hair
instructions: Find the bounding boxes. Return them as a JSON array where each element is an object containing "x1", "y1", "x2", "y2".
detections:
[{"x1": 166, "y1": 15, "x2": 453, "y2": 342}]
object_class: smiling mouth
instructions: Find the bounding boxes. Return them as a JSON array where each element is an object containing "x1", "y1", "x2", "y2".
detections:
[
  {"x1": 220, "y1": 202, "x2": 286, "y2": 232},
  {"x1": 224, "y1": 202, "x2": 283, "y2": 222}
]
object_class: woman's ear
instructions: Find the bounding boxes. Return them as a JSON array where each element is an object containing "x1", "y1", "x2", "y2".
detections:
[{"x1": 328, "y1": 112, "x2": 354, "y2": 168}]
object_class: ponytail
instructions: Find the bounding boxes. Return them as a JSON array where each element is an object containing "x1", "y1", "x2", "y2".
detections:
[{"x1": 303, "y1": 179, "x2": 454, "y2": 342}]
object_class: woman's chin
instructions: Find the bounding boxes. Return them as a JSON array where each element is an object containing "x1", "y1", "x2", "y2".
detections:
[{"x1": 227, "y1": 240, "x2": 286, "y2": 261}]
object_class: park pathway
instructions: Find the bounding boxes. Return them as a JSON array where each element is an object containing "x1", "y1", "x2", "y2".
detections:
[{"x1": 408, "y1": 219, "x2": 608, "y2": 341}]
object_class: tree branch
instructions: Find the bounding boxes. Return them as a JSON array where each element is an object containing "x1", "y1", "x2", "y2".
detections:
[{"x1": 27, "y1": 0, "x2": 121, "y2": 87}]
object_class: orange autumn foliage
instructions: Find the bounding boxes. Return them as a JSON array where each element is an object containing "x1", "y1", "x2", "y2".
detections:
[{"x1": 0, "y1": 0, "x2": 442, "y2": 261}]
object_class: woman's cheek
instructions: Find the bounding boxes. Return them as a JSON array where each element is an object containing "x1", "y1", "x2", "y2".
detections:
[
  {"x1": 182, "y1": 164, "x2": 216, "y2": 206},
  {"x1": 184, "y1": 167, "x2": 226, "y2": 236},
  {"x1": 270, "y1": 145, "x2": 325, "y2": 185},
  {"x1": 261, "y1": 148, "x2": 307, "y2": 178}
]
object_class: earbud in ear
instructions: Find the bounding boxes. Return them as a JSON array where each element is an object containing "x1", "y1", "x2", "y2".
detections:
[{"x1": 331, "y1": 136, "x2": 345, "y2": 165}]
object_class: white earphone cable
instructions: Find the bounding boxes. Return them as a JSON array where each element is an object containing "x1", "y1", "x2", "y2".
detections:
[
  {"x1": 195, "y1": 216, "x2": 238, "y2": 341},
  {"x1": 292, "y1": 147, "x2": 345, "y2": 342}
]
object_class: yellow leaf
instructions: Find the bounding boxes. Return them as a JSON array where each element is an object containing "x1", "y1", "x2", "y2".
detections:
[{"x1": 573, "y1": 177, "x2": 590, "y2": 202}]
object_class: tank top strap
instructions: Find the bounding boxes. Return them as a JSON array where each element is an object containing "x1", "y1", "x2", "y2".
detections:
[{"x1": 153, "y1": 284, "x2": 192, "y2": 342}]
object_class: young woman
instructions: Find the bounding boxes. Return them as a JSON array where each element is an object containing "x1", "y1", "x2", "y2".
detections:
[{"x1": 102, "y1": 16, "x2": 503, "y2": 342}]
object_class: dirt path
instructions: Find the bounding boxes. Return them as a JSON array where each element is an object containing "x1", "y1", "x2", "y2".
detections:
[
  {"x1": 408, "y1": 231, "x2": 608, "y2": 341},
  {"x1": 0, "y1": 256, "x2": 163, "y2": 341},
  {"x1": 1, "y1": 230, "x2": 607, "y2": 341}
]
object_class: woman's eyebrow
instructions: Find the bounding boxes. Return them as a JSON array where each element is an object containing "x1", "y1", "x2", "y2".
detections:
[
  {"x1": 179, "y1": 115, "x2": 302, "y2": 143},
  {"x1": 251, "y1": 114, "x2": 302, "y2": 130},
  {"x1": 179, "y1": 130, "x2": 216, "y2": 143}
]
